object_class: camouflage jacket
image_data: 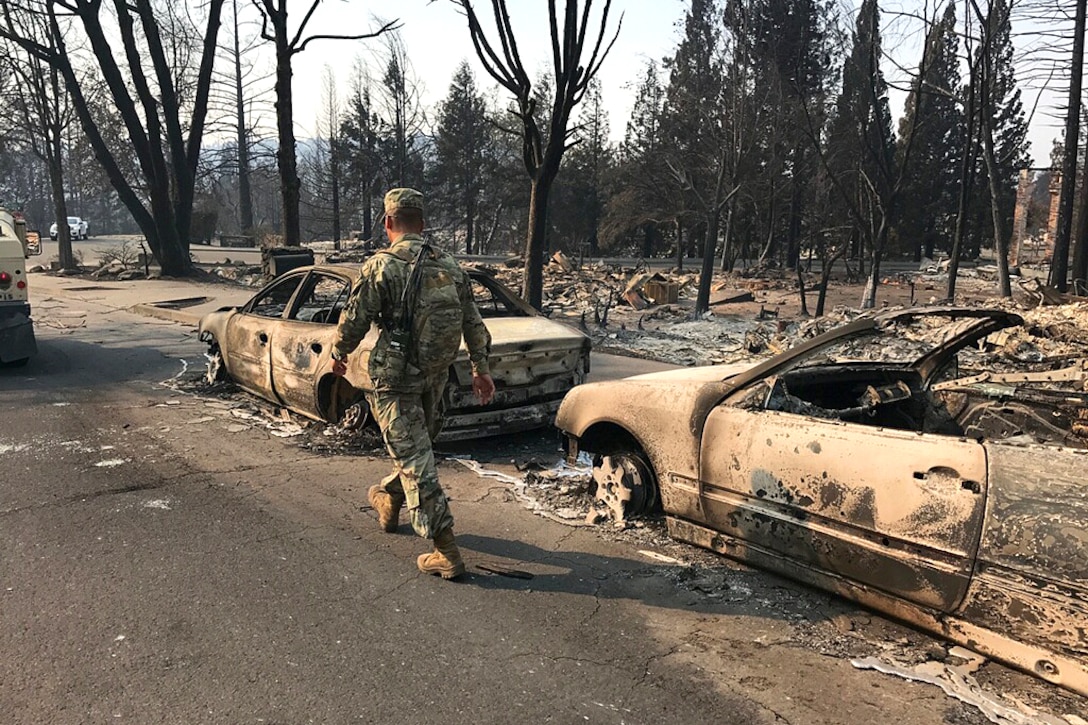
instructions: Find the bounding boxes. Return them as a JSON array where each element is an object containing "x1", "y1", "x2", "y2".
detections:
[{"x1": 333, "y1": 234, "x2": 491, "y2": 388}]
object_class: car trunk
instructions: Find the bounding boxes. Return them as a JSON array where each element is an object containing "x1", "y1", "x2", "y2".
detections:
[{"x1": 441, "y1": 317, "x2": 589, "y2": 441}]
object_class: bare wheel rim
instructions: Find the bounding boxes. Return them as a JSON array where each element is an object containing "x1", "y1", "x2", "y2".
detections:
[
  {"x1": 592, "y1": 452, "x2": 655, "y2": 521},
  {"x1": 205, "y1": 348, "x2": 226, "y2": 384},
  {"x1": 340, "y1": 400, "x2": 369, "y2": 430}
]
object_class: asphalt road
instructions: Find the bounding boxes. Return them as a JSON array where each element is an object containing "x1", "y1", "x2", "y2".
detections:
[{"x1": 0, "y1": 277, "x2": 1077, "y2": 724}]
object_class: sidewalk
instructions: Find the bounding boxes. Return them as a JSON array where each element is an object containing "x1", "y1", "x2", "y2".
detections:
[{"x1": 30, "y1": 270, "x2": 254, "y2": 327}]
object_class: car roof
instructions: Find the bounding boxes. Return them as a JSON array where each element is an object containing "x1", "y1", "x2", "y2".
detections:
[{"x1": 275, "y1": 263, "x2": 539, "y2": 316}]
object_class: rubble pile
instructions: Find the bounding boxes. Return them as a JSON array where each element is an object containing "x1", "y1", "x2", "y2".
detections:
[{"x1": 207, "y1": 263, "x2": 263, "y2": 287}]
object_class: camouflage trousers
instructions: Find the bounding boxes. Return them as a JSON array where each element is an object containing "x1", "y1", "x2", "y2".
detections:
[{"x1": 367, "y1": 373, "x2": 452, "y2": 539}]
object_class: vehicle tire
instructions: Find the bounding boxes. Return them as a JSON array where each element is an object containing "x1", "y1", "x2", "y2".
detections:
[
  {"x1": 205, "y1": 343, "x2": 227, "y2": 384},
  {"x1": 591, "y1": 450, "x2": 658, "y2": 520},
  {"x1": 50, "y1": 234, "x2": 57, "y2": 241}
]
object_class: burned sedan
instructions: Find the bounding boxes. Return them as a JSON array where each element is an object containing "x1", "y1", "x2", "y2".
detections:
[
  {"x1": 557, "y1": 307, "x2": 1088, "y2": 696},
  {"x1": 200, "y1": 264, "x2": 591, "y2": 440}
]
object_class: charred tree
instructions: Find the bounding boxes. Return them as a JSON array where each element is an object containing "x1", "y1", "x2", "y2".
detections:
[
  {"x1": 1050, "y1": 0, "x2": 1086, "y2": 291},
  {"x1": 252, "y1": 0, "x2": 396, "y2": 246},
  {"x1": 456, "y1": 0, "x2": 621, "y2": 310},
  {"x1": 0, "y1": 0, "x2": 228, "y2": 276},
  {"x1": 232, "y1": 0, "x2": 255, "y2": 235},
  {"x1": 0, "y1": 6, "x2": 76, "y2": 270}
]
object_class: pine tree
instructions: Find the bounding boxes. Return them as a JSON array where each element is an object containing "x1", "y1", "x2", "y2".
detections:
[
  {"x1": 742, "y1": 0, "x2": 838, "y2": 268},
  {"x1": 661, "y1": 0, "x2": 724, "y2": 255},
  {"x1": 433, "y1": 61, "x2": 490, "y2": 254},
  {"x1": 821, "y1": 0, "x2": 896, "y2": 313},
  {"x1": 897, "y1": 2, "x2": 964, "y2": 261},
  {"x1": 339, "y1": 70, "x2": 382, "y2": 241},
  {"x1": 551, "y1": 78, "x2": 612, "y2": 255},
  {"x1": 601, "y1": 60, "x2": 670, "y2": 257}
]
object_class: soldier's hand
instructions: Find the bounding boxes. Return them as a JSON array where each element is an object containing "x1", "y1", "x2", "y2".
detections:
[
  {"x1": 331, "y1": 358, "x2": 348, "y2": 377},
  {"x1": 473, "y1": 372, "x2": 495, "y2": 405}
]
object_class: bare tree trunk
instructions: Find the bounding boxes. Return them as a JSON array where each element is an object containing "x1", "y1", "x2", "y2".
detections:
[
  {"x1": 1049, "y1": 0, "x2": 1086, "y2": 291},
  {"x1": 522, "y1": 174, "x2": 554, "y2": 308},
  {"x1": 274, "y1": 39, "x2": 301, "y2": 246},
  {"x1": 47, "y1": 152, "x2": 73, "y2": 270},
  {"x1": 233, "y1": 0, "x2": 253, "y2": 234},
  {"x1": 786, "y1": 169, "x2": 804, "y2": 271},
  {"x1": 758, "y1": 181, "x2": 777, "y2": 264},
  {"x1": 331, "y1": 144, "x2": 341, "y2": 246},
  {"x1": 861, "y1": 219, "x2": 889, "y2": 309},
  {"x1": 694, "y1": 210, "x2": 720, "y2": 315},
  {"x1": 797, "y1": 265, "x2": 809, "y2": 316},
  {"x1": 1072, "y1": 155, "x2": 1088, "y2": 290},
  {"x1": 980, "y1": 116, "x2": 1011, "y2": 296},
  {"x1": 465, "y1": 198, "x2": 476, "y2": 255},
  {"x1": 675, "y1": 219, "x2": 684, "y2": 271},
  {"x1": 720, "y1": 201, "x2": 735, "y2": 272},
  {"x1": 948, "y1": 46, "x2": 981, "y2": 300},
  {"x1": 815, "y1": 243, "x2": 849, "y2": 317}
]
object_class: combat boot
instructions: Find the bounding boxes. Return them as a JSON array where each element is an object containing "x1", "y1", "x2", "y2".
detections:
[
  {"x1": 368, "y1": 484, "x2": 404, "y2": 533},
  {"x1": 417, "y1": 527, "x2": 465, "y2": 579}
]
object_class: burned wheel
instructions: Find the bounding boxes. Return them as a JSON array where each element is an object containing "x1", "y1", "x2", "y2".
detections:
[
  {"x1": 205, "y1": 345, "x2": 227, "y2": 384},
  {"x1": 339, "y1": 399, "x2": 369, "y2": 430},
  {"x1": 592, "y1": 451, "x2": 657, "y2": 522}
]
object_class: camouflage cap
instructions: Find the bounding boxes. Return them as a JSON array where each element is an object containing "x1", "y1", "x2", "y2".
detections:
[{"x1": 384, "y1": 187, "x2": 424, "y2": 215}]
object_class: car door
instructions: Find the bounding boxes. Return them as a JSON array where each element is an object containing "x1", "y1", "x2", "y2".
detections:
[
  {"x1": 269, "y1": 271, "x2": 353, "y2": 417},
  {"x1": 224, "y1": 272, "x2": 306, "y2": 400},
  {"x1": 698, "y1": 404, "x2": 988, "y2": 612}
]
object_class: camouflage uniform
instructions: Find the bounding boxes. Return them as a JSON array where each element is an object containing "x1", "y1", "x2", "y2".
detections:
[{"x1": 332, "y1": 224, "x2": 491, "y2": 540}]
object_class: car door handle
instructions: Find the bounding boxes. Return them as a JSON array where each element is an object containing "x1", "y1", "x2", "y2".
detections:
[
  {"x1": 311, "y1": 343, "x2": 322, "y2": 354},
  {"x1": 258, "y1": 332, "x2": 268, "y2": 344}
]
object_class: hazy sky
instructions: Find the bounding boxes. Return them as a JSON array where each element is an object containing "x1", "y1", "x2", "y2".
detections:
[
  {"x1": 287, "y1": 0, "x2": 687, "y2": 143},
  {"x1": 282, "y1": 0, "x2": 1064, "y2": 164}
]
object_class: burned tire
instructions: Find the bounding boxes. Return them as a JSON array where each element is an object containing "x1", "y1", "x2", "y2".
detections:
[
  {"x1": 591, "y1": 450, "x2": 658, "y2": 520},
  {"x1": 205, "y1": 344, "x2": 227, "y2": 384},
  {"x1": 339, "y1": 398, "x2": 370, "y2": 430}
]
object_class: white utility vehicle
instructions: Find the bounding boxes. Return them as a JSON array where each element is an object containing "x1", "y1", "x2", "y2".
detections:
[{"x1": 0, "y1": 209, "x2": 41, "y2": 365}]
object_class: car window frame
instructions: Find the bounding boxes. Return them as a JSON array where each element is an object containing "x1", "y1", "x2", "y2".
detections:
[
  {"x1": 287, "y1": 270, "x2": 354, "y2": 325},
  {"x1": 243, "y1": 271, "x2": 309, "y2": 319},
  {"x1": 467, "y1": 269, "x2": 536, "y2": 317}
]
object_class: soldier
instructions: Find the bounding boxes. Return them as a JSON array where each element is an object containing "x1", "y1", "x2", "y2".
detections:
[{"x1": 330, "y1": 188, "x2": 494, "y2": 580}]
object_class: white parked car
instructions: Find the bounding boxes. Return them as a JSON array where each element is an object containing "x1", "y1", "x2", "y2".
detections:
[{"x1": 49, "y1": 216, "x2": 88, "y2": 240}]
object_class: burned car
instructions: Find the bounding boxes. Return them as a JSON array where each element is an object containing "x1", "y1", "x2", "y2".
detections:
[
  {"x1": 557, "y1": 307, "x2": 1088, "y2": 695},
  {"x1": 200, "y1": 264, "x2": 590, "y2": 440}
]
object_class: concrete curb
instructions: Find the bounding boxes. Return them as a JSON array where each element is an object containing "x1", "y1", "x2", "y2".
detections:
[{"x1": 129, "y1": 303, "x2": 203, "y2": 327}]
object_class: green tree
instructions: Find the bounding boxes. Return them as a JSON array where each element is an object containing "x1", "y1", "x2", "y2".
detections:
[
  {"x1": 339, "y1": 66, "x2": 382, "y2": 241},
  {"x1": 602, "y1": 60, "x2": 670, "y2": 258},
  {"x1": 661, "y1": 0, "x2": 724, "y2": 262},
  {"x1": 819, "y1": 0, "x2": 896, "y2": 314},
  {"x1": 433, "y1": 61, "x2": 490, "y2": 254},
  {"x1": 897, "y1": 2, "x2": 964, "y2": 262},
  {"x1": 551, "y1": 78, "x2": 612, "y2": 256},
  {"x1": 747, "y1": 0, "x2": 838, "y2": 269}
]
